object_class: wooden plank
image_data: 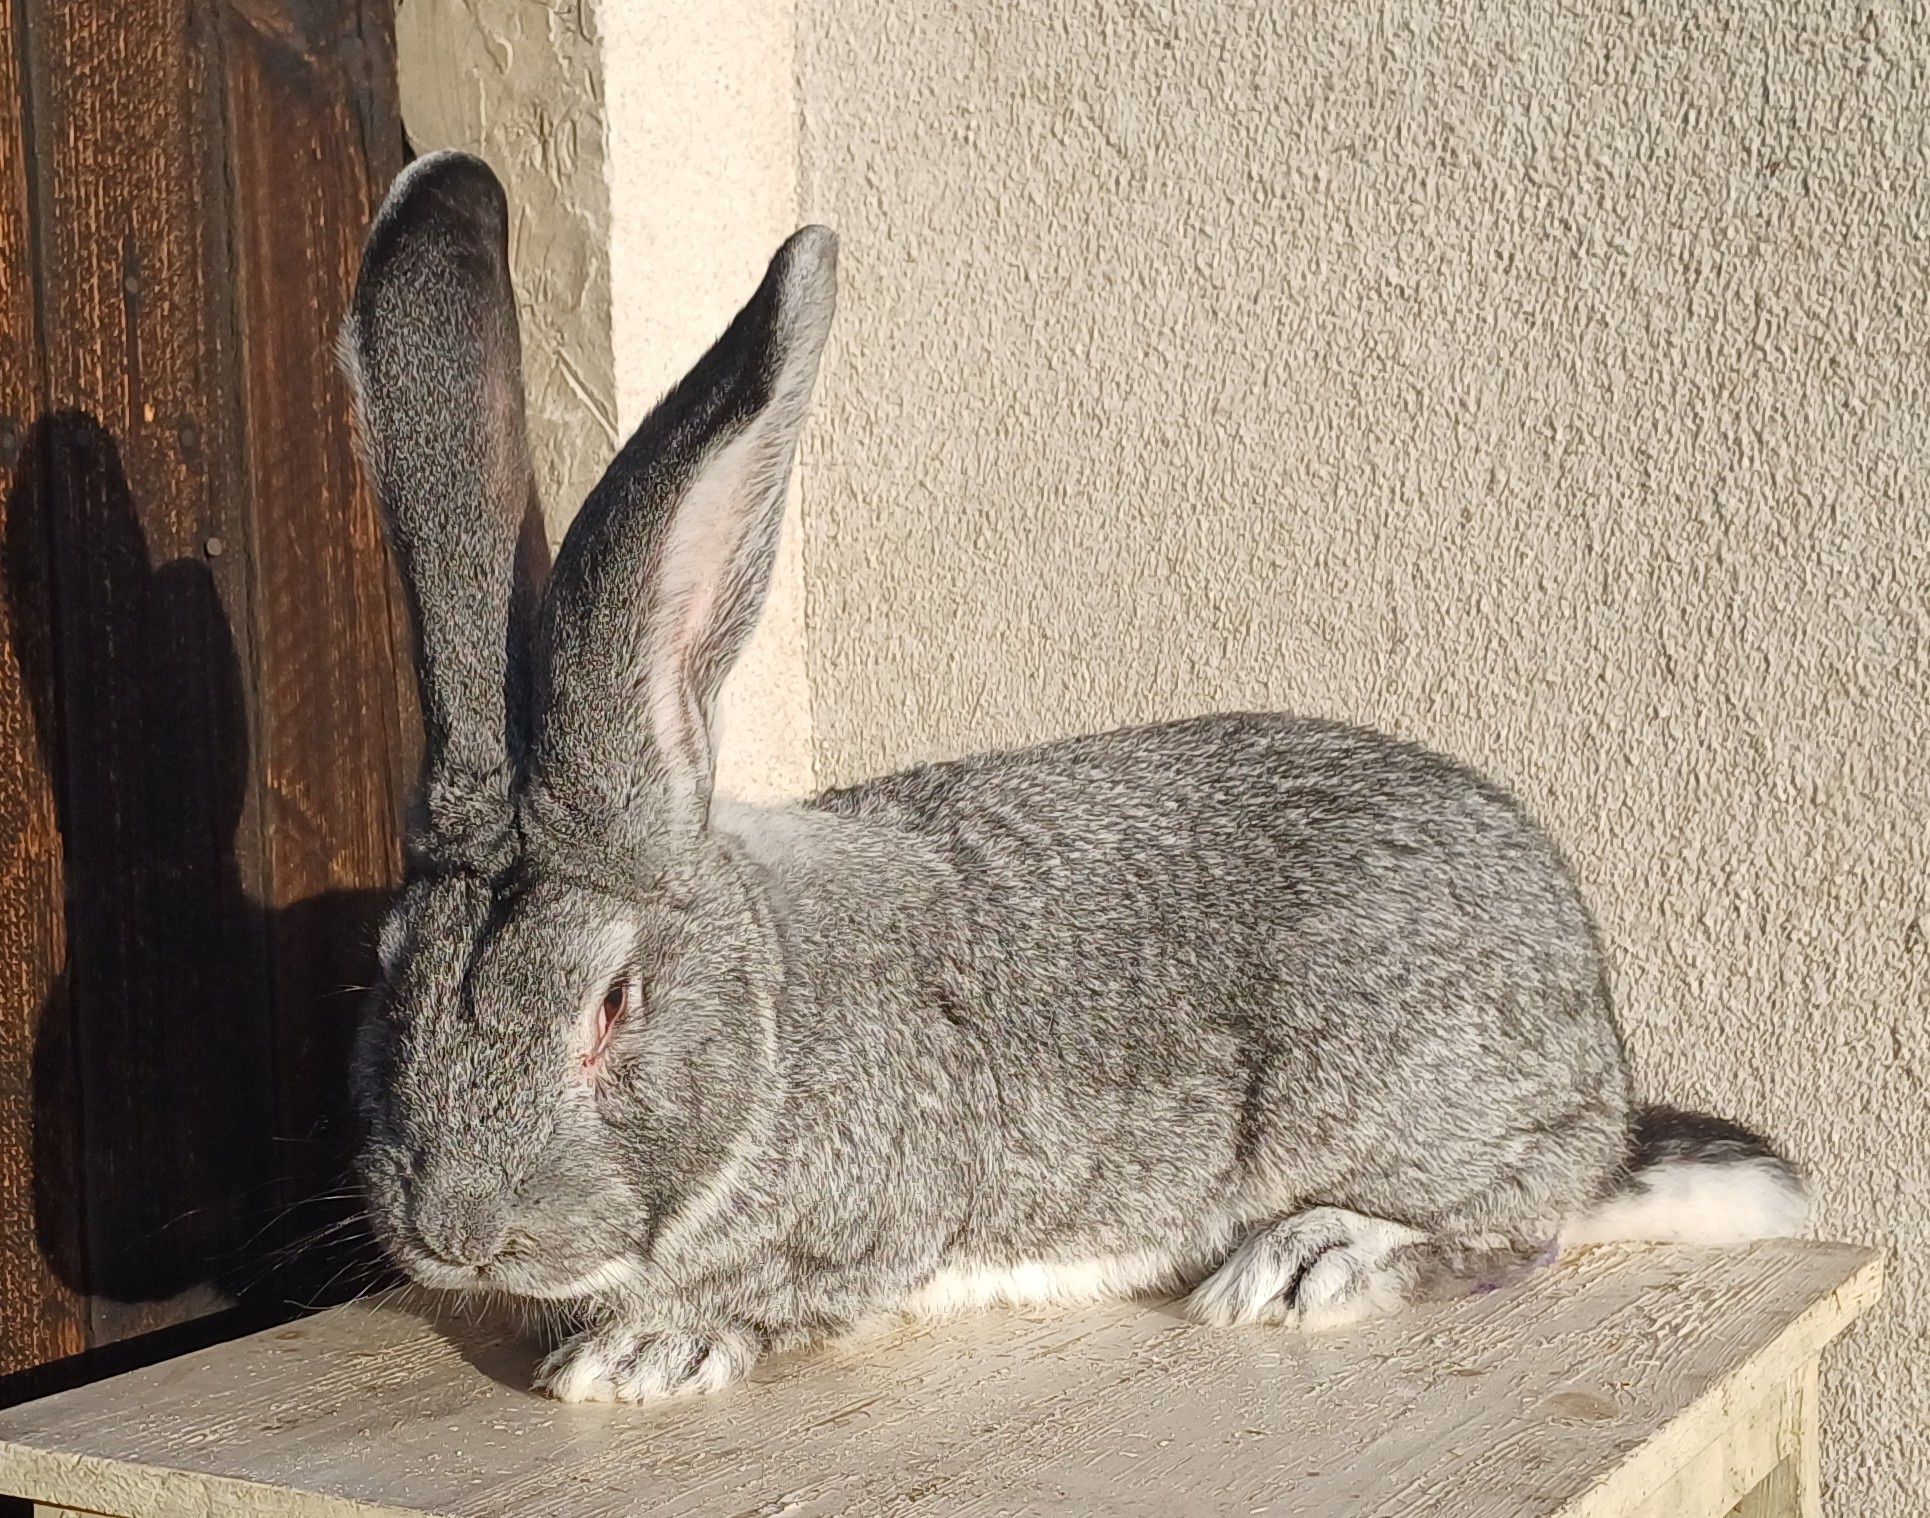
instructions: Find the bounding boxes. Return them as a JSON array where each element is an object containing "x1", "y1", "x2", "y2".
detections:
[
  {"x1": 0, "y1": 0, "x2": 409, "y2": 1388},
  {"x1": 0, "y1": 1242, "x2": 1884, "y2": 1518},
  {"x1": 1731, "y1": 1458, "x2": 1801, "y2": 1517},
  {"x1": 215, "y1": 0, "x2": 411, "y2": 1307},
  {"x1": 0, "y1": 0, "x2": 90, "y2": 1383},
  {"x1": 1728, "y1": 1364, "x2": 1819, "y2": 1518},
  {"x1": 1615, "y1": 1373, "x2": 1794, "y2": 1518},
  {"x1": 1789, "y1": 1361, "x2": 1820, "y2": 1518},
  {"x1": 1555, "y1": 1269, "x2": 1870, "y2": 1518},
  {"x1": 20, "y1": 0, "x2": 277, "y2": 1344}
]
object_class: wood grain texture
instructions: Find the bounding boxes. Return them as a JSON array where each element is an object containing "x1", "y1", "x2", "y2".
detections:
[
  {"x1": 1613, "y1": 1373, "x2": 1795, "y2": 1518},
  {"x1": 0, "y1": 1242, "x2": 1884, "y2": 1518},
  {"x1": 0, "y1": 0, "x2": 90, "y2": 1383},
  {"x1": 0, "y1": 0, "x2": 408, "y2": 1382},
  {"x1": 1726, "y1": 1364, "x2": 1819, "y2": 1518},
  {"x1": 20, "y1": 0, "x2": 278, "y2": 1345},
  {"x1": 217, "y1": 0, "x2": 410, "y2": 1294}
]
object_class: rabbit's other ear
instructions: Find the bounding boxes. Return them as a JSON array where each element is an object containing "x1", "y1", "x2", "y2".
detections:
[
  {"x1": 342, "y1": 151, "x2": 542, "y2": 872},
  {"x1": 525, "y1": 227, "x2": 836, "y2": 858}
]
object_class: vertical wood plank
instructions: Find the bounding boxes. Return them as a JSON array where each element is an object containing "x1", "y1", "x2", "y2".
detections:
[
  {"x1": 0, "y1": 0, "x2": 89, "y2": 1381},
  {"x1": 20, "y1": 0, "x2": 277, "y2": 1345},
  {"x1": 217, "y1": 0, "x2": 411, "y2": 1298},
  {"x1": 1725, "y1": 1366, "x2": 1821, "y2": 1518},
  {"x1": 1732, "y1": 1457, "x2": 1800, "y2": 1516},
  {"x1": 1793, "y1": 1362, "x2": 1821, "y2": 1518},
  {"x1": 1, "y1": 0, "x2": 408, "y2": 1385}
]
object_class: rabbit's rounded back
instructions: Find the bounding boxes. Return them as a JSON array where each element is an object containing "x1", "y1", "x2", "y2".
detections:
[
  {"x1": 342, "y1": 152, "x2": 834, "y2": 1296},
  {"x1": 788, "y1": 712, "x2": 1629, "y2": 1256}
]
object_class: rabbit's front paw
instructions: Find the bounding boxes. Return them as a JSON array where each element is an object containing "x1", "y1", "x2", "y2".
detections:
[
  {"x1": 1184, "y1": 1207, "x2": 1429, "y2": 1330},
  {"x1": 537, "y1": 1322, "x2": 759, "y2": 1402}
]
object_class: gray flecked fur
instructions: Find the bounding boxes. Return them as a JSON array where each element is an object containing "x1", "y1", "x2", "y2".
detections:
[{"x1": 341, "y1": 153, "x2": 1788, "y2": 1401}]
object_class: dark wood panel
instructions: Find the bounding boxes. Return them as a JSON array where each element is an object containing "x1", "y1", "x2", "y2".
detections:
[
  {"x1": 21, "y1": 0, "x2": 278, "y2": 1345},
  {"x1": 0, "y1": 0, "x2": 407, "y2": 1386},
  {"x1": 0, "y1": 0, "x2": 89, "y2": 1381},
  {"x1": 218, "y1": 0, "x2": 410, "y2": 1299}
]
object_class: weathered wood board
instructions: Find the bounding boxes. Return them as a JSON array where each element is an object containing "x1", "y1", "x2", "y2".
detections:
[{"x1": 0, "y1": 1241, "x2": 1884, "y2": 1518}]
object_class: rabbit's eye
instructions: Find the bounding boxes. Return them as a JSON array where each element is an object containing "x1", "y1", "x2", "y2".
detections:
[{"x1": 586, "y1": 978, "x2": 631, "y2": 1071}]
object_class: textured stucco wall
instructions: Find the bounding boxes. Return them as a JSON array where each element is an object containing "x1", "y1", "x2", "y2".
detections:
[
  {"x1": 394, "y1": 0, "x2": 811, "y2": 800},
  {"x1": 799, "y1": 1, "x2": 1928, "y2": 1508}
]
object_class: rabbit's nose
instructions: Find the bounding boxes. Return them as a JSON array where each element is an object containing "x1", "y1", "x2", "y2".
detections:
[{"x1": 412, "y1": 1177, "x2": 508, "y2": 1268}]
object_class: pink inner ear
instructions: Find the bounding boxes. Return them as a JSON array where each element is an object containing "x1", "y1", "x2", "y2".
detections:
[
  {"x1": 646, "y1": 425, "x2": 764, "y2": 777},
  {"x1": 674, "y1": 571, "x2": 721, "y2": 691},
  {"x1": 653, "y1": 572, "x2": 720, "y2": 781}
]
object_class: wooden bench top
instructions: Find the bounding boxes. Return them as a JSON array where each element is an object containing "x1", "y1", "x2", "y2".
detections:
[{"x1": 0, "y1": 1240, "x2": 1882, "y2": 1518}]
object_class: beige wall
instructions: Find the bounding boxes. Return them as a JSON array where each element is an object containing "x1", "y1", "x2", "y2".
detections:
[
  {"x1": 799, "y1": 0, "x2": 1928, "y2": 1509},
  {"x1": 600, "y1": 0, "x2": 814, "y2": 803}
]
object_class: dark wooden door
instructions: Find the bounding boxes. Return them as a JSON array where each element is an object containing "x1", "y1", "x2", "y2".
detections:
[{"x1": 0, "y1": 0, "x2": 411, "y2": 1396}]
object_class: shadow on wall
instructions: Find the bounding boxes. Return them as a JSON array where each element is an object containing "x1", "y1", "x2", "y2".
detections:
[{"x1": 0, "y1": 412, "x2": 396, "y2": 1409}]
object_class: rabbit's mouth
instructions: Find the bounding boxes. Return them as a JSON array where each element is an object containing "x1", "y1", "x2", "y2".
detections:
[
  {"x1": 393, "y1": 1250, "x2": 491, "y2": 1294},
  {"x1": 392, "y1": 1239, "x2": 642, "y2": 1304},
  {"x1": 507, "y1": 1255, "x2": 645, "y2": 1301}
]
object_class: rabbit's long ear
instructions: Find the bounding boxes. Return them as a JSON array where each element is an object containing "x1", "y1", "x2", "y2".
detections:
[
  {"x1": 343, "y1": 152, "x2": 541, "y2": 871},
  {"x1": 526, "y1": 228, "x2": 836, "y2": 857}
]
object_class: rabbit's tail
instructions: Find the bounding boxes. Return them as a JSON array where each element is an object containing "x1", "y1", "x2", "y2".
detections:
[{"x1": 1563, "y1": 1104, "x2": 1809, "y2": 1248}]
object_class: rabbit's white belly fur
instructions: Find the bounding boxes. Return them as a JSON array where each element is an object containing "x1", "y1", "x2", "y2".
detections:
[{"x1": 903, "y1": 1220, "x2": 1238, "y2": 1317}]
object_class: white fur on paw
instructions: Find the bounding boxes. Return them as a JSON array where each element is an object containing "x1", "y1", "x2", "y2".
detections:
[
  {"x1": 1184, "y1": 1207, "x2": 1428, "y2": 1331},
  {"x1": 536, "y1": 1324, "x2": 758, "y2": 1403}
]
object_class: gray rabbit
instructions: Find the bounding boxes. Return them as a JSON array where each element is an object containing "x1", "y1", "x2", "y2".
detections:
[{"x1": 342, "y1": 152, "x2": 1806, "y2": 1402}]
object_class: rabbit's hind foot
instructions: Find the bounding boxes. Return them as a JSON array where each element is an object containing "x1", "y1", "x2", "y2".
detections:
[{"x1": 1182, "y1": 1206, "x2": 1434, "y2": 1331}]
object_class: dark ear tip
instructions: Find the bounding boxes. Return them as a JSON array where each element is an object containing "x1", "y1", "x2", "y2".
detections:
[
  {"x1": 384, "y1": 150, "x2": 507, "y2": 225},
  {"x1": 360, "y1": 151, "x2": 510, "y2": 290}
]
